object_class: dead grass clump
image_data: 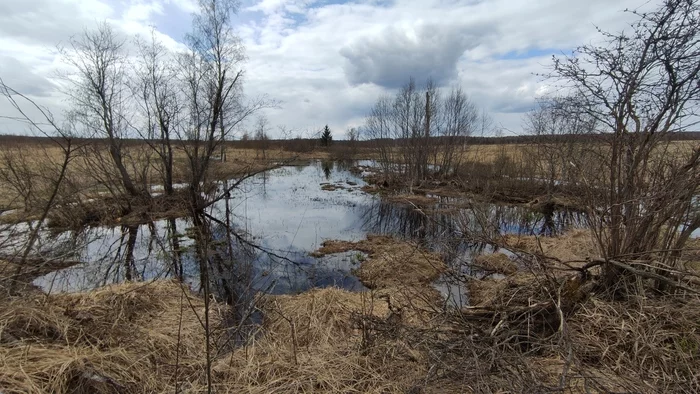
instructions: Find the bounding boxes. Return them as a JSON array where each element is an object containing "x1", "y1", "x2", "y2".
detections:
[
  {"x1": 313, "y1": 235, "x2": 446, "y2": 289},
  {"x1": 261, "y1": 287, "x2": 389, "y2": 346},
  {"x1": 0, "y1": 280, "x2": 217, "y2": 393},
  {"x1": 504, "y1": 228, "x2": 598, "y2": 263},
  {"x1": 466, "y1": 272, "x2": 547, "y2": 308},
  {"x1": 459, "y1": 258, "x2": 700, "y2": 392},
  {"x1": 312, "y1": 236, "x2": 448, "y2": 328},
  {"x1": 567, "y1": 296, "x2": 700, "y2": 392},
  {"x1": 320, "y1": 183, "x2": 346, "y2": 191},
  {"x1": 211, "y1": 287, "x2": 423, "y2": 393},
  {"x1": 473, "y1": 252, "x2": 517, "y2": 275}
]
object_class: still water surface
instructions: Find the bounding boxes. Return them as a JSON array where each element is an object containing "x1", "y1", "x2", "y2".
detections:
[{"x1": 22, "y1": 160, "x2": 582, "y2": 303}]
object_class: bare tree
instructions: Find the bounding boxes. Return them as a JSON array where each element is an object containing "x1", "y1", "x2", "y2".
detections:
[
  {"x1": 346, "y1": 127, "x2": 359, "y2": 142},
  {"x1": 58, "y1": 22, "x2": 147, "y2": 200},
  {"x1": 549, "y1": 0, "x2": 700, "y2": 292},
  {"x1": 0, "y1": 80, "x2": 81, "y2": 288},
  {"x1": 365, "y1": 78, "x2": 486, "y2": 179},
  {"x1": 254, "y1": 114, "x2": 270, "y2": 159},
  {"x1": 178, "y1": 0, "x2": 268, "y2": 212},
  {"x1": 365, "y1": 94, "x2": 395, "y2": 174},
  {"x1": 524, "y1": 97, "x2": 598, "y2": 192},
  {"x1": 133, "y1": 29, "x2": 182, "y2": 196},
  {"x1": 434, "y1": 86, "x2": 479, "y2": 176}
]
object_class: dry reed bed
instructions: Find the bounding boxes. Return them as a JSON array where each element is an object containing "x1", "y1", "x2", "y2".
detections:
[{"x1": 1, "y1": 232, "x2": 699, "y2": 392}]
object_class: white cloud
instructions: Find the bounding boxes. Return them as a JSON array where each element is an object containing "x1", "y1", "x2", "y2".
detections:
[
  {"x1": 0, "y1": 0, "x2": 666, "y2": 136},
  {"x1": 124, "y1": 1, "x2": 165, "y2": 22}
]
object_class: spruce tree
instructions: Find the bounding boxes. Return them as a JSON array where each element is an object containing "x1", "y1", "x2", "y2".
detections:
[{"x1": 320, "y1": 125, "x2": 332, "y2": 147}]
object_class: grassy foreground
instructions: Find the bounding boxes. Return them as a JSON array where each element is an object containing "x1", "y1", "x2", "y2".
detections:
[{"x1": 2, "y1": 232, "x2": 699, "y2": 393}]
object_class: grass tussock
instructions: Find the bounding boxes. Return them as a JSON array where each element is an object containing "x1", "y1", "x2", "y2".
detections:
[
  {"x1": 568, "y1": 296, "x2": 700, "y2": 392},
  {"x1": 2, "y1": 231, "x2": 699, "y2": 393},
  {"x1": 312, "y1": 235, "x2": 446, "y2": 289},
  {"x1": 210, "y1": 288, "x2": 426, "y2": 393},
  {"x1": 503, "y1": 228, "x2": 598, "y2": 263},
  {"x1": 452, "y1": 272, "x2": 700, "y2": 391},
  {"x1": 0, "y1": 280, "x2": 217, "y2": 393},
  {"x1": 472, "y1": 252, "x2": 518, "y2": 275}
]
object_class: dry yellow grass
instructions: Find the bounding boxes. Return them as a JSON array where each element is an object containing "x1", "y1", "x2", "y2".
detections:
[
  {"x1": 210, "y1": 288, "x2": 422, "y2": 393},
  {"x1": 2, "y1": 229, "x2": 699, "y2": 392},
  {"x1": 0, "y1": 142, "x2": 331, "y2": 213},
  {"x1": 503, "y1": 228, "x2": 599, "y2": 263},
  {"x1": 0, "y1": 278, "x2": 433, "y2": 393},
  {"x1": 472, "y1": 252, "x2": 518, "y2": 275},
  {"x1": 0, "y1": 280, "x2": 216, "y2": 393},
  {"x1": 312, "y1": 235, "x2": 446, "y2": 290}
]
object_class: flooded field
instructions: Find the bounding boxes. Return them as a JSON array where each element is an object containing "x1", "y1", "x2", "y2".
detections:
[{"x1": 2, "y1": 160, "x2": 583, "y2": 303}]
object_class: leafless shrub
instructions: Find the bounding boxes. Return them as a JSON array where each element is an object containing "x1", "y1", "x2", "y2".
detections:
[{"x1": 543, "y1": 0, "x2": 700, "y2": 294}]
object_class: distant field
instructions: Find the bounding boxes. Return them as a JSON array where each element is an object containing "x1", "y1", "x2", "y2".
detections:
[{"x1": 1, "y1": 135, "x2": 697, "y2": 213}]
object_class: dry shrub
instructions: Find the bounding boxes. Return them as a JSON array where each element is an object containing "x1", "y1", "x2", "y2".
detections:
[
  {"x1": 0, "y1": 280, "x2": 216, "y2": 393},
  {"x1": 459, "y1": 227, "x2": 700, "y2": 393},
  {"x1": 437, "y1": 272, "x2": 699, "y2": 392}
]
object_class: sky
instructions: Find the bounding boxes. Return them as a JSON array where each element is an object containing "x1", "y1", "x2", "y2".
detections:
[{"x1": 0, "y1": 0, "x2": 661, "y2": 138}]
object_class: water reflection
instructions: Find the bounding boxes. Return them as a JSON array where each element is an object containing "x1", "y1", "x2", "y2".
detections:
[
  {"x1": 17, "y1": 160, "x2": 585, "y2": 308},
  {"x1": 322, "y1": 160, "x2": 332, "y2": 180}
]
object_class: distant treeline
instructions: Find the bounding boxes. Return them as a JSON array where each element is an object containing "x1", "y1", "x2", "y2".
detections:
[{"x1": 1, "y1": 131, "x2": 699, "y2": 148}]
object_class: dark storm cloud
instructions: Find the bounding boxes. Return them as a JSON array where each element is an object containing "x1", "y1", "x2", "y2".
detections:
[{"x1": 339, "y1": 23, "x2": 489, "y2": 88}]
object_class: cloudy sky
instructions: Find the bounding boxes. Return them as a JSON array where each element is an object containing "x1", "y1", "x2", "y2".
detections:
[{"x1": 0, "y1": 0, "x2": 660, "y2": 138}]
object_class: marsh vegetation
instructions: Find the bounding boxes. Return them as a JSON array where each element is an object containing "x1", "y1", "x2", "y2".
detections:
[{"x1": 1, "y1": 0, "x2": 700, "y2": 393}]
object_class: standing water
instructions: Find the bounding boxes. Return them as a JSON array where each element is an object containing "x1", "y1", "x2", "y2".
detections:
[{"x1": 8, "y1": 160, "x2": 581, "y2": 302}]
